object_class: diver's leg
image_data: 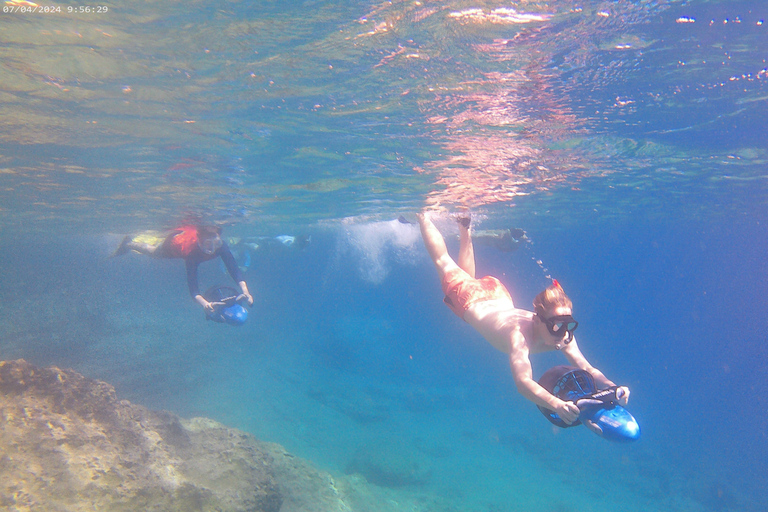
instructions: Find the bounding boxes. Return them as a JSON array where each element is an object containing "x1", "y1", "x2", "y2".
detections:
[
  {"x1": 127, "y1": 241, "x2": 159, "y2": 255},
  {"x1": 456, "y1": 216, "x2": 476, "y2": 278},
  {"x1": 418, "y1": 213, "x2": 459, "y2": 278},
  {"x1": 112, "y1": 236, "x2": 157, "y2": 257},
  {"x1": 113, "y1": 236, "x2": 159, "y2": 256}
]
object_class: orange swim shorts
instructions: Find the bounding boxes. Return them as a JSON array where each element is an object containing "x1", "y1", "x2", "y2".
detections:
[{"x1": 441, "y1": 267, "x2": 513, "y2": 319}]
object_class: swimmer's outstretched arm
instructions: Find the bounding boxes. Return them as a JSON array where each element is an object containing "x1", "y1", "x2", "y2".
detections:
[
  {"x1": 194, "y1": 293, "x2": 215, "y2": 313},
  {"x1": 508, "y1": 330, "x2": 580, "y2": 424},
  {"x1": 562, "y1": 339, "x2": 630, "y2": 405},
  {"x1": 238, "y1": 280, "x2": 254, "y2": 306}
]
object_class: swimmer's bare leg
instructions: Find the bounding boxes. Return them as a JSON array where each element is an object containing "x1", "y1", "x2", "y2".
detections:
[
  {"x1": 456, "y1": 215, "x2": 476, "y2": 278},
  {"x1": 418, "y1": 213, "x2": 458, "y2": 278}
]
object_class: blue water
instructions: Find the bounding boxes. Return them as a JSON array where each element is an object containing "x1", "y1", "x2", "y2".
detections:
[{"x1": 1, "y1": 0, "x2": 767, "y2": 511}]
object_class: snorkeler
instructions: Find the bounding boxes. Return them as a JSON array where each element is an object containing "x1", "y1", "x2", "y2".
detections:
[
  {"x1": 400, "y1": 215, "x2": 525, "y2": 252},
  {"x1": 222, "y1": 234, "x2": 311, "y2": 274},
  {"x1": 231, "y1": 234, "x2": 311, "y2": 257},
  {"x1": 418, "y1": 212, "x2": 629, "y2": 426},
  {"x1": 113, "y1": 224, "x2": 254, "y2": 314},
  {"x1": 470, "y1": 227, "x2": 527, "y2": 252}
]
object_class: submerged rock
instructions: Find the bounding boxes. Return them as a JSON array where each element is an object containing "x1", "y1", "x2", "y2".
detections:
[
  {"x1": 0, "y1": 359, "x2": 457, "y2": 512},
  {"x1": 0, "y1": 359, "x2": 281, "y2": 512}
]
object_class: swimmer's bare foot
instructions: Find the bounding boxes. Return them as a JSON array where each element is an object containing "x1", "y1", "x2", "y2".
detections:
[{"x1": 456, "y1": 214, "x2": 471, "y2": 229}]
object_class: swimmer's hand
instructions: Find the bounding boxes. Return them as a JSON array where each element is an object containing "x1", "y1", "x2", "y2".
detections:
[
  {"x1": 583, "y1": 419, "x2": 604, "y2": 436},
  {"x1": 616, "y1": 386, "x2": 630, "y2": 406},
  {"x1": 194, "y1": 294, "x2": 216, "y2": 314},
  {"x1": 555, "y1": 401, "x2": 580, "y2": 425},
  {"x1": 580, "y1": 387, "x2": 630, "y2": 437},
  {"x1": 237, "y1": 281, "x2": 254, "y2": 307},
  {"x1": 239, "y1": 291, "x2": 254, "y2": 307}
]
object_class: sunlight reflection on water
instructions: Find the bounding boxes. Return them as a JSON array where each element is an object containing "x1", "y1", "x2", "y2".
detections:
[{"x1": 0, "y1": 0, "x2": 765, "y2": 231}]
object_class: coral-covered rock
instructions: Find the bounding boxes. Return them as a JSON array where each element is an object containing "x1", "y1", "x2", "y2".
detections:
[
  {"x1": 0, "y1": 359, "x2": 460, "y2": 512},
  {"x1": 0, "y1": 359, "x2": 282, "y2": 512}
]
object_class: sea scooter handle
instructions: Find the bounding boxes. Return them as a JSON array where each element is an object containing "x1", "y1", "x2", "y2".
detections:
[
  {"x1": 205, "y1": 293, "x2": 250, "y2": 326},
  {"x1": 209, "y1": 293, "x2": 248, "y2": 309},
  {"x1": 538, "y1": 366, "x2": 640, "y2": 442}
]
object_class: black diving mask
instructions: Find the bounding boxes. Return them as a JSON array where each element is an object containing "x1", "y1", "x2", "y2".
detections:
[
  {"x1": 199, "y1": 235, "x2": 223, "y2": 255},
  {"x1": 537, "y1": 308, "x2": 578, "y2": 343}
]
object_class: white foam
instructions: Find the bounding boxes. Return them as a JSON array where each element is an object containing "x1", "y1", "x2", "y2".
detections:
[{"x1": 342, "y1": 219, "x2": 421, "y2": 284}]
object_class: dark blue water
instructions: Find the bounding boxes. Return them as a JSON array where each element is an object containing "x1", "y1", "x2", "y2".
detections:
[
  {"x1": 3, "y1": 213, "x2": 765, "y2": 510},
  {"x1": 1, "y1": 0, "x2": 767, "y2": 511}
]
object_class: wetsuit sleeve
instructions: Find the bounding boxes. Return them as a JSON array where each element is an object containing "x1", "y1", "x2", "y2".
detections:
[
  {"x1": 219, "y1": 243, "x2": 244, "y2": 284},
  {"x1": 185, "y1": 256, "x2": 202, "y2": 297}
]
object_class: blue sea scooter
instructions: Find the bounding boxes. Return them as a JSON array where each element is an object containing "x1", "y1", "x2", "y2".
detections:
[
  {"x1": 537, "y1": 365, "x2": 640, "y2": 442},
  {"x1": 203, "y1": 285, "x2": 249, "y2": 326}
]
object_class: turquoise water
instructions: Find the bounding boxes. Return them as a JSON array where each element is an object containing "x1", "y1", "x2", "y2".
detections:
[{"x1": 1, "y1": 1, "x2": 767, "y2": 511}]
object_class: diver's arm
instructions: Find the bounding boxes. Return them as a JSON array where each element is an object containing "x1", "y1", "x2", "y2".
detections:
[
  {"x1": 238, "y1": 280, "x2": 254, "y2": 306},
  {"x1": 219, "y1": 244, "x2": 247, "y2": 284},
  {"x1": 561, "y1": 338, "x2": 614, "y2": 385},
  {"x1": 186, "y1": 258, "x2": 213, "y2": 313},
  {"x1": 562, "y1": 339, "x2": 630, "y2": 405},
  {"x1": 194, "y1": 293, "x2": 215, "y2": 313},
  {"x1": 508, "y1": 330, "x2": 579, "y2": 423},
  {"x1": 219, "y1": 244, "x2": 253, "y2": 306}
]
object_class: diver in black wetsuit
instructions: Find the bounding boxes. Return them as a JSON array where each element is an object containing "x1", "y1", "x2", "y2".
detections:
[{"x1": 113, "y1": 224, "x2": 254, "y2": 313}]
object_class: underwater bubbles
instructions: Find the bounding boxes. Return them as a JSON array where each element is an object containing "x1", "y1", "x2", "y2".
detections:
[{"x1": 341, "y1": 218, "x2": 421, "y2": 284}]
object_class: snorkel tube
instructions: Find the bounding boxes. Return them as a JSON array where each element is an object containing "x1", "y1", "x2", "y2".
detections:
[
  {"x1": 203, "y1": 285, "x2": 249, "y2": 326},
  {"x1": 537, "y1": 366, "x2": 640, "y2": 442}
]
